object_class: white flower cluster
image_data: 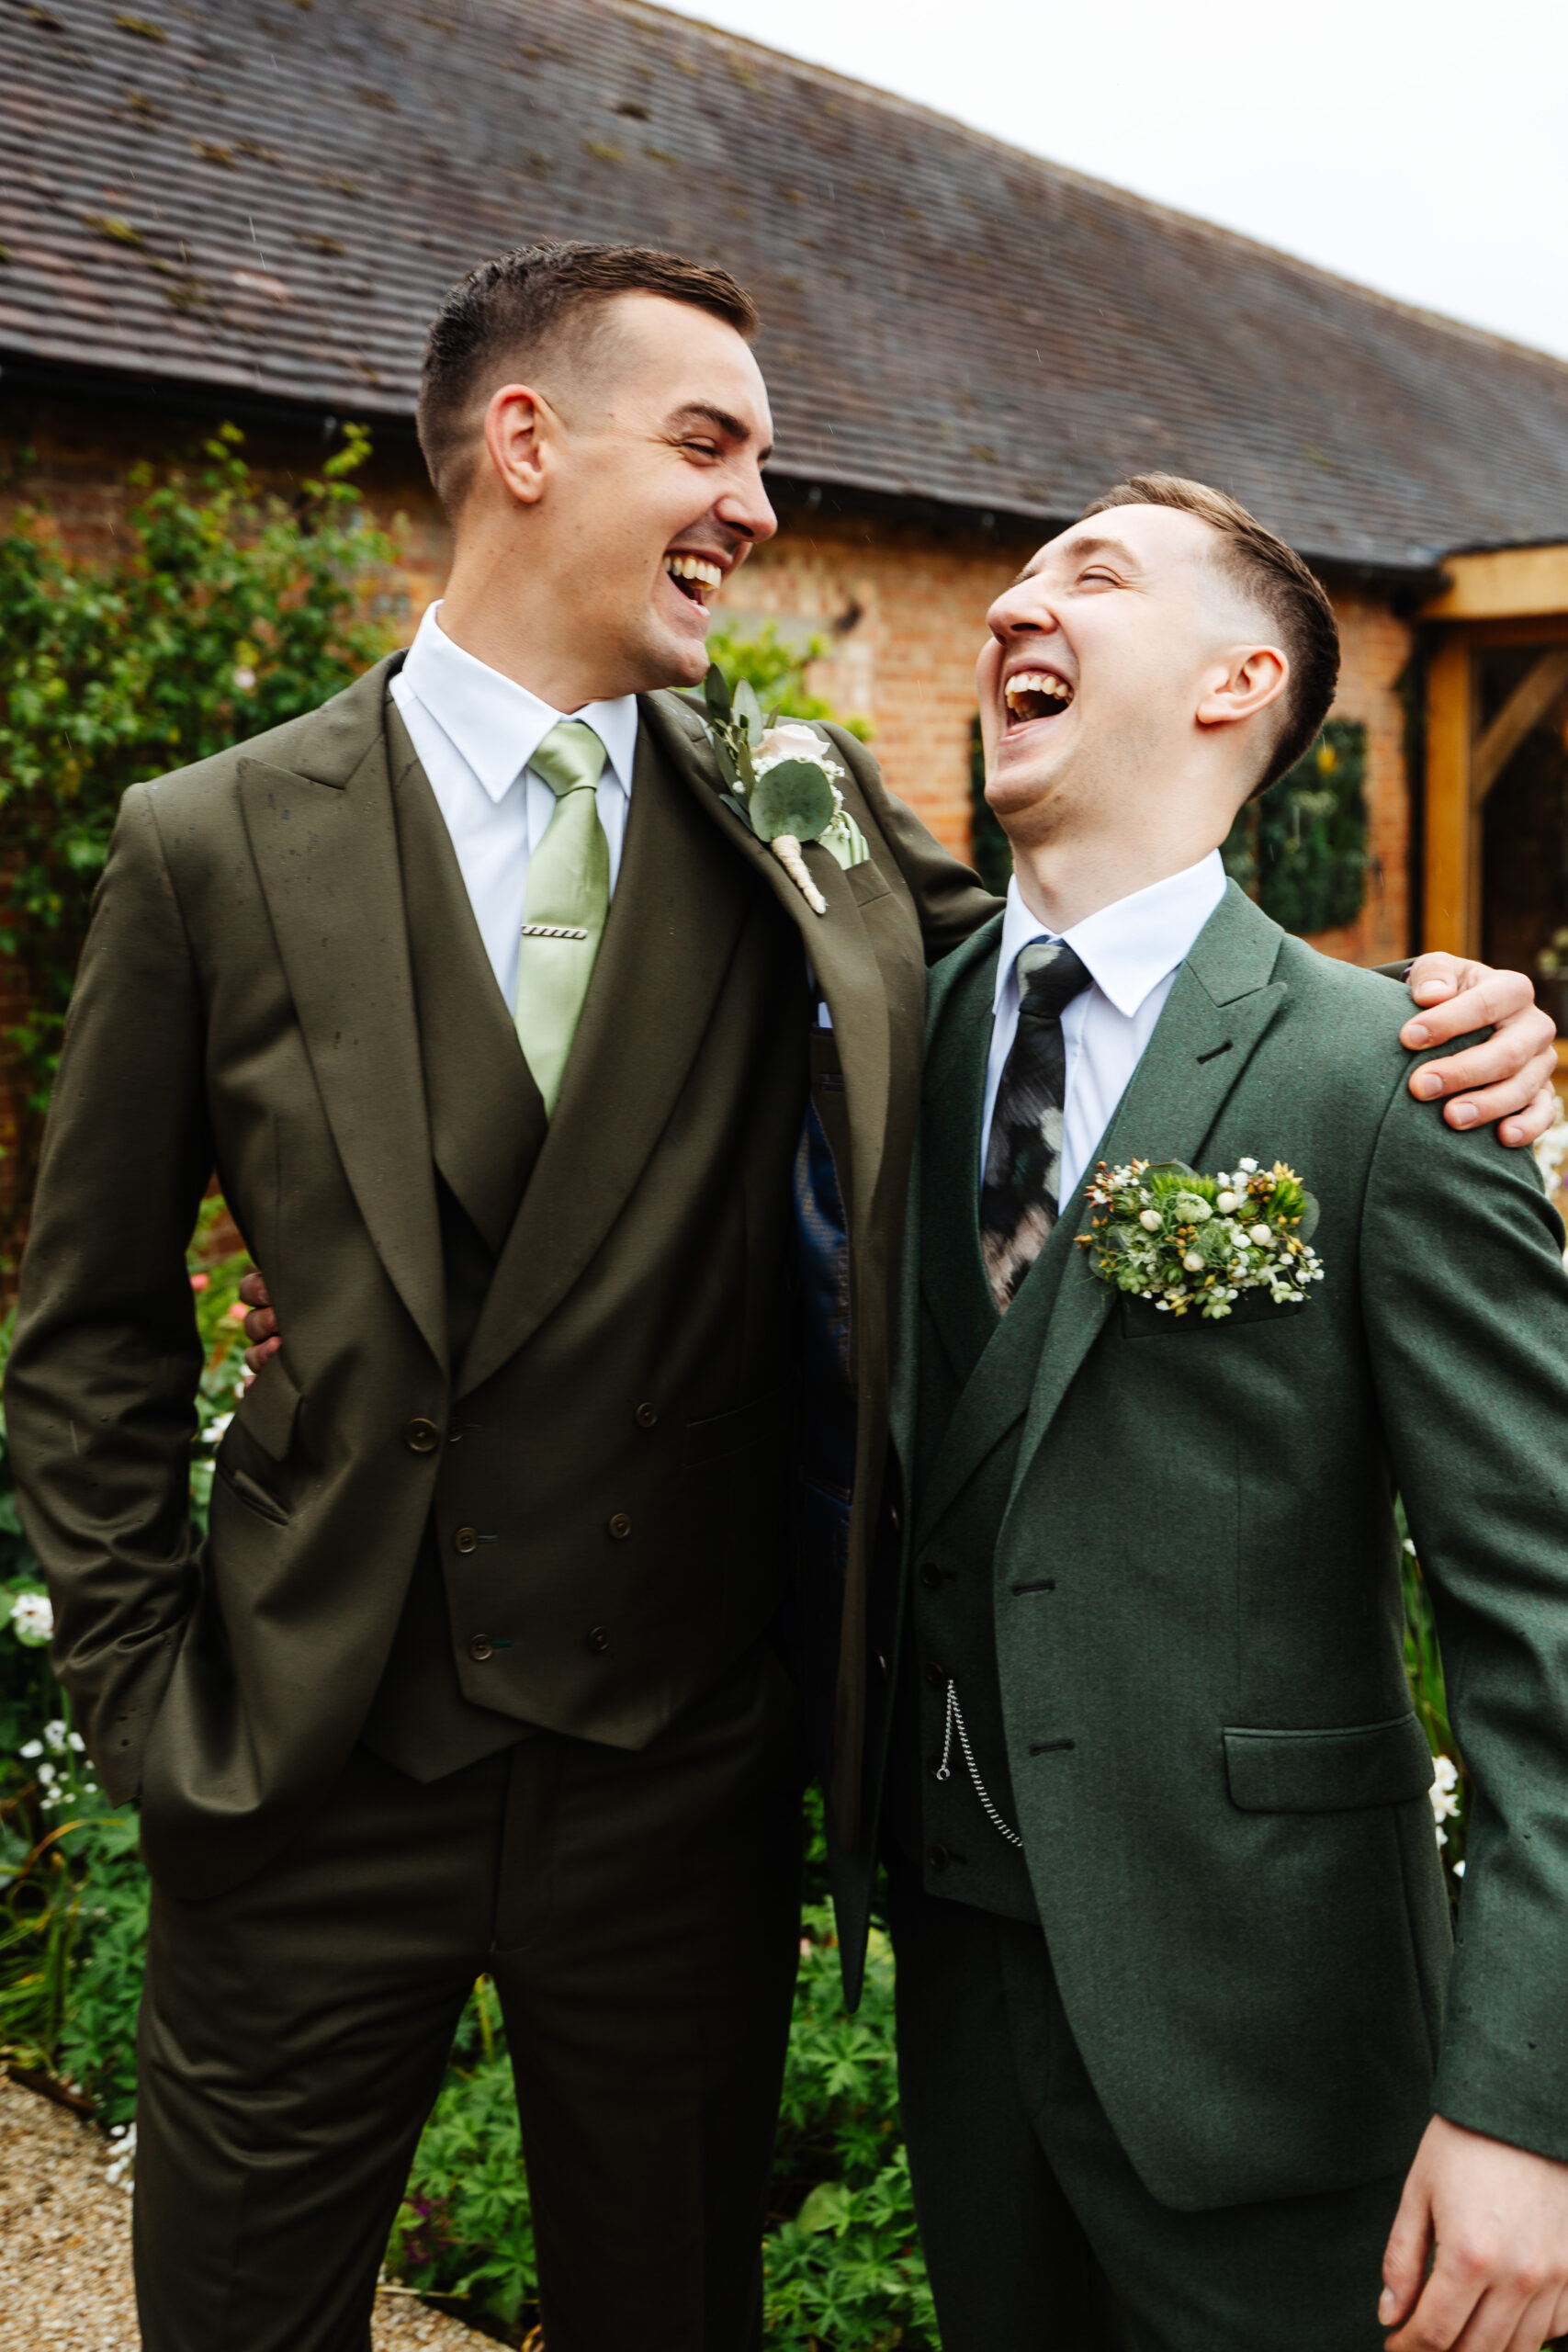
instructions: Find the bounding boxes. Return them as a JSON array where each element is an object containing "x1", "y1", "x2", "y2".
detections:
[
  {"x1": 1079, "y1": 1155, "x2": 1325, "y2": 1320},
  {"x1": 17, "y1": 1715, "x2": 98, "y2": 1808},
  {"x1": 751, "y1": 720, "x2": 869, "y2": 873},
  {"x1": 1429, "y1": 1753, "x2": 1461, "y2": 1850},
  {"x1": 7, "y1": 1589, "x2": 53, "y2": 1645}
]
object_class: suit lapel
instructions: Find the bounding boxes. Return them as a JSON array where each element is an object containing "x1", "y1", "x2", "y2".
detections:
[
  {"x1": 456, "y1": 699, "x2": 756, "y2": 1397},
  {"x1": 237, "y1": 656, "x2": 447, "y2": 1368},
  {"x1": 918, "y1": 946, "x2": 1002, "y2": 1389},
  {"x1": 386, "y1": 703, "x2": 546, "y2": 1254},
  {"x1": 1007, "y1": 883, "x2": 1288, "y2": 1496},
  {"x1": 645, "y1": 691, "x2": 896, "y2": 1254}
]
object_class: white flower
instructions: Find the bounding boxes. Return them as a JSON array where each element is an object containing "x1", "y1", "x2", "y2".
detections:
[
  {"x1": 206, "y1": 1411, "x2": 234, "y2": 1446},
  {"x1": 1237, "y1": 1157, "x2": 1258, "y2": 1173},
  {"x1": 43, "y1": 1719, "x2": 68, "y2": 1753},
  {"x1": 19, "y1": 1738, "x2": 42, "y2": 1759},
  {"x1": 1452, "y1": 1860, "x2": 1466, "y2": 1878},
  {"x1": 1174, "y1": 1193, "x2": 1212, "y2": 1223},
  {"x1": 1247, "y1": 1224, "x2": 1272, "y2": 1248},
  {"x1": 1138, "y1": 1208, "x2": 1162, "y2": 1232},
  {"x1": 37, "y1": 1760, "x2": 56, "y2": 1784},
  {"x1": 8, "y1": 1590, "x2": 53, "y2": 1643},
  {"x1": 1182, "y1": 1250, "x2": 1204, "y2": 1272},
  {"x1": 1215, "y1": 1191, "x2": 1237, "y2": 1215},
  {"x1": 1403, "y1": 1539, "x2": 1416, "y2": 1556},
  {"x1": 68, "y1": 1731, "x2": 85, "y2": 1753},
  {"x1": 1429, "y1": 1755, "x2": 1461, "y2": 1846},
  {"x1": 752, "y1": 719, "x2": 844, "y2": 779},
  {"x1": 232, "y1": 665, "x2": 257, "y2": 692}
]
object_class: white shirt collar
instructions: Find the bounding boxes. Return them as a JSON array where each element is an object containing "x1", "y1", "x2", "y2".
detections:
[
  {"x1": 993, "y1": 851, "x2": 1228, "y2": 1019},
  {"x1": 400, "y1": 600, "x2": 638, "y2": 806}
]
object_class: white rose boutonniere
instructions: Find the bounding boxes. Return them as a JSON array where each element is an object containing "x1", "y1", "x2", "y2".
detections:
[
  {"x1": 687, "y1": 663, "x2": 870, "y2": 915},
  {"x1": 1076, "y1": 1155, "x2": 1325, "y2": 1318}
]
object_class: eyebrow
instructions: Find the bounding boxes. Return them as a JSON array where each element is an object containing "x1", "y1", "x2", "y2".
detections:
[
  {"x1": 667, "y1": 401, "x2": 774, "y2": 464},
  {"x1": 1012, "y1": 532, "x2": 1140, "y2": 586}
]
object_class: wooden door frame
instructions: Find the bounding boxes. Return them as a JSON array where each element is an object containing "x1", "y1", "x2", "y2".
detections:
[{"x1": 1421, "y1": 548, "x2": 1568, "y2": 956}]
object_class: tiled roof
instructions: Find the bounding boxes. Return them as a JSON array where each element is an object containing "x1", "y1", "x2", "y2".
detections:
[{"x1": 6, "y1": 0, "x2": 1568, "y2": 569}]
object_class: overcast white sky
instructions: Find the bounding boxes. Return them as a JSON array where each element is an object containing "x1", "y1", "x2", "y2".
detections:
[{"x1": 660, "y1": 0, "x2": 1568, "y2": 362}]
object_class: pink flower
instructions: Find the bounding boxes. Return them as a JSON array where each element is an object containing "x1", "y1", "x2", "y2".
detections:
[{"x1": 189, "y1": 1272, "x2": 210, "y2": 1292}]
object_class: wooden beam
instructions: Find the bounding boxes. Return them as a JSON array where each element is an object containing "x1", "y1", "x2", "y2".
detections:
[
  {"x1": 1422, "y1": 546, "x2": 1568, "y2": 621},
  {"x1": 1472, "y1": 648, "x2": 1568, "y2": 800},
  {"x1": 1424, "y1": 639, "x2": 1477, "y2": 956}
]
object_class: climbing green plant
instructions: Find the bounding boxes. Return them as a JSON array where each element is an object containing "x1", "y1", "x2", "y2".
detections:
[
  {"x1": 0, "y1": 423, "x2": 396, "y2": 1247},
  {"x1": 1223, "y1": 718, "x2": 1370, "y2": 935}
]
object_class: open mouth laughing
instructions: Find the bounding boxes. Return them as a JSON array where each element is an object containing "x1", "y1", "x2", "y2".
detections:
[
  {"x1": 1003, "y1": 665, "x2": 1076, "y2": 728},
  {"x1": 663, "y1": 552, "x2": 725, "y2": 615}
]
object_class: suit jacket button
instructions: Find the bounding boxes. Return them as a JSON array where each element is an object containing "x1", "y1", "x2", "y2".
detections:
[
  {"x1": 888, "y1": 1500, "x2": 902, "y2": 1533},
  {"x1": 635, "y1": 1402, "x2": 659, "y2": 1429},
  {"x1": 919, "y1": 1562, "x2": 942, "y2": 1590},
  {"x1": 585, "y1": 1625, "x2": 611, "y2": 1654},
  {"x1": 403, "y1": 1418, "x2": 441, "y2": 1453},
  {"x1": 454, "y1": 1526, "x2": 479, "y2": 1555},
  {"x1": 468, "y1": 1634, "x2": 493, "y2": 1662},
  {"x1": 874, "y1": 1651, "x2": 889, "y2": 1683},
  {"x1": 925, "y1": 1662, "x2": 947, "y2": 1690},
  {"x1": 928, "y1": 1844, "x2": 951, "y2": 1871},
  {"x1": 608, "y1": 1513, "x2": 632, "y2": 1540}
]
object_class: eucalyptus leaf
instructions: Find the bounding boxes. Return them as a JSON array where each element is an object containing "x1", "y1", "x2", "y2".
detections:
[
  {"x1": 710, "y1": 733, "x2": 739, "y2": 787},
  {"x1": 1145, "y1": 1161, "x2": 1200, "y2": 1185},
  {"x1": 1296, "y1": 1191, "x2": 1321, "y2": 1243},
  {"x1": 750, "y1": 759, "x2": 836, "y2": 844},
  {"x1": 732, "y1": 678, "x2": 764, "y2": 740},
  {"x1": 703, "y1": 661, "x2": 732, "y2": 719}
]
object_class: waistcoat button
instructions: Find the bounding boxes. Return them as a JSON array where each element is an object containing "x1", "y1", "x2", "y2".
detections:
[
  {"x1": 919, "y1": 1561, "x2": 943, "y2": 1590},
  {"x1": 635, "y1": 1402, "x2": 659, "y2": 1429},
  {"x1": 925, "y1": 1662, "x2": 946, "y2": 1690},
  {"x1": 608, "y1": 1513, "x2": 632, "y2": 1540},
  {"x1": 468, "y1": 1634, "x2": 493, "y2": 1662},
  {"x1": 888, "y1": 1500, "x2": 903, "y2": 1533},
  {"x1": 453, "y1": 1526, "x2": 479, "y2": 1555},
  {"x1": 585, "y1": 1624, "x2": 611, "y2": 1654},
  {"x1": 402, "y1": 1418, "x2": 441, "y2": 1453},
  {"x1": 928, "y1": 1844, "x2": 951, "y2": 1871}
]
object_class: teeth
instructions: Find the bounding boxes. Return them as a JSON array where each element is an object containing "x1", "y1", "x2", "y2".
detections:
[
  {"x1": 664, "y1": 554, "x2": 723, "y2": 589},
  {"x1": 1004, "y1": 668, "x2": 1074, "y2": 712}
]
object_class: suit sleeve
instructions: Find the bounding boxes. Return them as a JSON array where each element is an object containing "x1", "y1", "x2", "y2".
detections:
[
  {"x1": 1359, "y1": 1057, "x2": 1568, "y2": 2160},
  {"x1": 5, "y1": 783, "x2": 212, "y2": 1801},
  {"x1": 825, "y1": 723, "x2": 1001, "y2": 965}
]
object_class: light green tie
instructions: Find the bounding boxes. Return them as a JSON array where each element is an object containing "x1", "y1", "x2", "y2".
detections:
[{"x1": 514, "y1": 719, "x2": 611, "y2": 1116}]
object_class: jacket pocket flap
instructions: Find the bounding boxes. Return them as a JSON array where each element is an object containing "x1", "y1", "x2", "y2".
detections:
[
  {"x1": 1224, "y1": 1713, "x2": 1434, "y2": 1812},
  {"x1": 846, "y1": 858, "x2": 893, "y2": 907},
  {"x1": 1122, "y1": 1289, "x2": 1305, "y2": 1338},
  {"x1": 684, "y1": 1390, "x2": 780, "y2": 1471},
  {"x1": 232, "y1": 1355, "x2": 301, "y2": 1463}
]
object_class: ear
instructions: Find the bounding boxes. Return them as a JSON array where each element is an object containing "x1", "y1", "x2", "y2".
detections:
[
  {"x1": 482, "y1": 383, "x2": 552, "y2": 509},
  {"x1": 1195, "y1": 643, "x2": 1289, "y2": 733}
]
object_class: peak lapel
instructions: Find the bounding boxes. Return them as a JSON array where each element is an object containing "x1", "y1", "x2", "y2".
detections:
[
  {"x1": 455, "y1": 700, "x2": 755, "y2": 1398},
  {"x1": 237, "y1": 666, "x2": 446, "y2": 1369},
  {"x1": 643, "y1": 693, "x2": 896, "y2": 1246},
  {"x1": 1006, "y1": 882, "x2": 1288, "y2": 1495}
]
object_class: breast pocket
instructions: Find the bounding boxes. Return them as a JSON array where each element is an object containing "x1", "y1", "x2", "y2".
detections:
[{"x1": 1120, "y1": 1290, "x2": 1307, "y2": 1339}]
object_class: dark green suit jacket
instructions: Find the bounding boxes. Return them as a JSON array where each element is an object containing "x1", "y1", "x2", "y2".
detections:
[
  {"x1": 5, "y1": 652, "x2": 993, "y2": 1895},
  {"x1": 868, "y1": 881, "x2": 1568, "y2": 2209}
]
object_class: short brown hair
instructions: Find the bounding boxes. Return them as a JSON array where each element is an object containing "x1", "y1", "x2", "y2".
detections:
[
  {"x1": 417, "y1": 241, "x2": 761, "y2": 513},
  {"x1": 1078, "y1": 474, "x2": 1339, "y2": 795}
]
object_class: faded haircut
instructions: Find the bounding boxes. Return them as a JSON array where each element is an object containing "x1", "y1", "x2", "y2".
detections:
[
  {"x1": 1080, "y1": 474, "x2": 1340, "y2": 795},
  {"x1": 418, "y1": 241, "x2": 760, "y2": 515}
]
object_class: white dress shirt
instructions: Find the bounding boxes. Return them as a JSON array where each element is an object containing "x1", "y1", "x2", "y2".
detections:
[
  {"x1": 980, "y1": 852, "x2": 1228, "y2": 1204},
  {"x1": 389, "y1": 601, "x2": 639, "y2": 1009}
]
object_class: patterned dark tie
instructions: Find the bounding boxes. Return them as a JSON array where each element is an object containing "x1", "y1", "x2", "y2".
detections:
[{"x1": 979, "y1": 939, "x2": 1094, "y2": 1313}]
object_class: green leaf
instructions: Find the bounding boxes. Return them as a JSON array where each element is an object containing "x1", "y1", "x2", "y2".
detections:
[
  {"x1": 702, "y1": 661, "x2": 732, "y2": 719},
  {"x1": 750, "y1": 759, "x2": 836, "y2": 844},
  {"x1": 795, "y1": 2179, "x2": 852, "y2": 2233},
  {"x1": 732, "y1": 677, "x2": 763, "y2": 740},
  {"x1": 1296, "y1": 1190, "x2": 1321, "y2": 1242}
]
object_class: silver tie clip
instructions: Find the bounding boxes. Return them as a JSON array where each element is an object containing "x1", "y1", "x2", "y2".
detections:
[{"x1": 520, "y1": 923, "x2": 590, "y2": 941}]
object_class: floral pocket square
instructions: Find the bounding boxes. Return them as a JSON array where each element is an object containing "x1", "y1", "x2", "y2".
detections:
[{"x1": 1077, "y1": 1157, "x2": 1324, "y2": 1320}]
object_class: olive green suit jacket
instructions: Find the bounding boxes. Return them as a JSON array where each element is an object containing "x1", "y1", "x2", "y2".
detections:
[
  {"x1": 872, "y1": 882, "x2": 1568, "y2": 2209},
  {"x1": 5, "y1": 652, "x2": 992, "y2": 1895}
]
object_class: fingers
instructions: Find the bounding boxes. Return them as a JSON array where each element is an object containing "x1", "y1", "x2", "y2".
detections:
[
  {"x1": 1383, "y1": 2240, "x2": 1488, "y2": 2351},
  {"x1": 1407, "y1": 1029, "x2": 1557, "y2": 1126},
  {"x1": 237, "y1": 1269, "x2": 271, "y2": 1310},
  {"x1": 1382, "y1": 2176, "x2": 1437, "y2": 2335},
  {"x1": 1403, "y1": 972, "x2": 1543, "y2": 1053},
  {"x1": 1497, "y1": 1080, "x2": 1562, "y2": 1150},
  {"x1": 243, "y1": 1334, "x2": 281, "y2": 1377},
  {"x1": 1405, "y1": 952, "x2": 1465, "y2": 1006}
]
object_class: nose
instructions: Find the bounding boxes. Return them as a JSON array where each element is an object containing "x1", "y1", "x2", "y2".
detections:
[
  {"x1": 716, "y1": 458, "x2": 778, "y2": 549},
  {"x1": 986, "y1": 576, "x2": 1059, "y2": 646}
]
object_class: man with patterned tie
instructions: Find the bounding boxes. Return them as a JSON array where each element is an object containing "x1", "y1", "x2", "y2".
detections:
[
  {"x1": 4, "y1": 243, "x2": 1554, "y2": 2352},
  {"x1": 858, "y1": 478, "x2": 1568, "y2": 2352}
]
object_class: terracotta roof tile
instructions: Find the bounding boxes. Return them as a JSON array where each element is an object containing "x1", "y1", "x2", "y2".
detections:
[{"x1": 4, "y1": 0, "x2": 1568, "y2": 568}]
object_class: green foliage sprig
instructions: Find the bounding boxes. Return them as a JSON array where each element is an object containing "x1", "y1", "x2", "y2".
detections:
[
  {"x1": 1078, "y1": 1156, "x2": 1324, "y2": 1319},
  {"x1": 0, "y1": 423, "x2": 396, "y2": 1248}
]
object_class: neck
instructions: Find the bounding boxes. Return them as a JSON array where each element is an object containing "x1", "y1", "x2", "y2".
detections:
[
  {"x1": 1008, "y1": 813, "x2": 1227, "y2": 935},
  {"x1": 436, "y1": 536, "x2": 615, "y2": 713}
]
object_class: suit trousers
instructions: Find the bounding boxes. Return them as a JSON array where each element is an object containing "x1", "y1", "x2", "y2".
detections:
[
  {"x1": 131, "y1": 1644, "x2": 805, "y2": 2352},
  {"x1": 886, "y1": 1869, "x2": 1403, "y2": 2352}
]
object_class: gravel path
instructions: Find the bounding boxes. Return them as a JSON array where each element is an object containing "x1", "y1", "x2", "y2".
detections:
[{"x1": 0, "y1": 2072, "x2": 496, "y2": 2350}]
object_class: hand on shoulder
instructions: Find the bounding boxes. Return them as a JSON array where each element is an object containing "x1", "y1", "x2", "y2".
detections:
[{"x1": 1399, "y1": 954, "x2": 1557, "y2": 1148}]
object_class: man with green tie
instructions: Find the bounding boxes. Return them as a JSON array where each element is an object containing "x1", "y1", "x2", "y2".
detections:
[{"x1": 5, "y1": 247, "x2": 1554, "y2": 2352}]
